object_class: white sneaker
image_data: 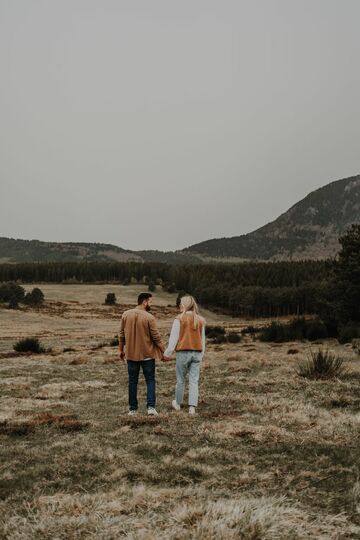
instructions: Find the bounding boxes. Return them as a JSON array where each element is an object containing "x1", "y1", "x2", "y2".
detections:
[
  {"x1": 128, "y1": 410, "x2": 137, "y2": 416},
  {"x1": 189, "y1": 406, "x2": 196, "y2": 415},
  {"x1": 147, "y1": 407, "x2": 159, "y2": 416},
  {"x1": 172, "y1": 400, "x2": 181, "y2": 411}
]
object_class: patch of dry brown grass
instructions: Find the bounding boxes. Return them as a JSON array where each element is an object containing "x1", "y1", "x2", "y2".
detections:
[
  {"x1": 0, "y1": 413, "x2": 89, "y2": 436},
  {"x1": 1, "y1": 485, "x2": 358, "y2": 539},
  {"x1": 1, "y1": 285, "x2": 360, "y2": 538}
]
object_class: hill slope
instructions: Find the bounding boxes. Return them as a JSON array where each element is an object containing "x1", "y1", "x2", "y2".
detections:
[
  {"x1": 0, "y1": 238, "x2": 201, "y2": 265},
  {"x1": 185, "y1": 175, "x2": 360, "y2": 260},
  {"x1": 0, "y1": 238, "x2": 143, "y2": 264},
  {"x1": 2, "y1": 175, "x2": 359, "y2": 263}
]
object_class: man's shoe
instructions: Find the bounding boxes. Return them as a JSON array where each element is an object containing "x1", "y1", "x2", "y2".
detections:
[
  {"x1": 147, "y1": 407, "x2": 159, "y2": 416},
  {"x1": 128, "y1": 410, "x2": 137, "y2": 416},
  {"x1": 189, "y1": 406, "x2": 196, "y2": 415},
  {"x1": 172, "y1": 400, "x2": 181, "y2": 411}
]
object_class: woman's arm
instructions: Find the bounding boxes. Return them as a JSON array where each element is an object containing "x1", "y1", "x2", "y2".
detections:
[
  {"x1": 202, "y1": 325, "x2": 206, "y2": 356},
  {"x1": 164, "y1": 319, "x2": 180, "y2": 357}
]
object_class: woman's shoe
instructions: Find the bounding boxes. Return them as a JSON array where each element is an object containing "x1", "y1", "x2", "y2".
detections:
[
  {"x1": 189, "y1": 406, "x2": 196, "y2": 415},
  {"x1": 147, "y1": 407, "x2": 159, "y2": 416},
  {"x1": 172, "y1": 400, "x2": 181, "y2": 411}
]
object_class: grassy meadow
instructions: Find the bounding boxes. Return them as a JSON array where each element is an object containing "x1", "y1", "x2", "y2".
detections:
[{"x1": 1, "y1": 284, "x2": 360, "y2": 539}]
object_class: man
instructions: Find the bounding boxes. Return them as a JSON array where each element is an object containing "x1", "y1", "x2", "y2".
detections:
[{"x1": 119, "y1": 292, "x2": 165, "y2": 416}]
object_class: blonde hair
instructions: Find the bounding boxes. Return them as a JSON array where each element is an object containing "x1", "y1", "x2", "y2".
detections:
[{"x1": 179, "y1": 295, "x2": 203, "y2": 329}]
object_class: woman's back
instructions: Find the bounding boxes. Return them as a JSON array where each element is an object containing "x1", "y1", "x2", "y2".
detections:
[{"x1": 176, "y1": 312, "x2": 204, "y2": 352}]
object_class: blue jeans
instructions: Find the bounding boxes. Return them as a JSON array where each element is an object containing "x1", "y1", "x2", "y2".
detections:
[
  {"x1": 127, "y1": 359, "x2": 156, "y2": 410},
  {"x1": 175, "y1": 351, "x2": 202, "y2": 407}
]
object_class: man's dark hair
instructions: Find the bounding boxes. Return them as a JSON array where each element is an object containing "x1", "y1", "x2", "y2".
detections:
[{"x1": 137, "y1": 292, "x2": 152, "y2": 305}]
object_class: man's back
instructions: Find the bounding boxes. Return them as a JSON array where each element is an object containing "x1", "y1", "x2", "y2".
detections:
[{"x1": 119, "y1": 307, "x2": 164, "y2": 361}]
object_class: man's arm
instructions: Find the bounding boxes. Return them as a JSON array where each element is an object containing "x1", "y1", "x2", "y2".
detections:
[
  {"x1": 119, "y1": 315, "x2": 126, "y2": 359},
  {"x1": 149, "y1": 317, "x2": 165, "y2": 353}
]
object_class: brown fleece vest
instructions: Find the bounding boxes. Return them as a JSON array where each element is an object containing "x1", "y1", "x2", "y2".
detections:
[{"x1": 176, "y1": 313, "x2": 204, "y2": 352}]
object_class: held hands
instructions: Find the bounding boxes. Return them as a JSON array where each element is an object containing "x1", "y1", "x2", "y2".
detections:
[{"x1": 161, "y1": 355, "x2": 172, "y2": 362}]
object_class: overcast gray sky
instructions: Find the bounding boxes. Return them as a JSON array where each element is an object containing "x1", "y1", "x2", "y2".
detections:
[{"x1": 1, "y1": 1, "x2": 359, "y2": 251}]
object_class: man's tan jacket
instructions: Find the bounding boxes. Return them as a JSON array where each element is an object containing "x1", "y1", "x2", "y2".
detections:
[{"x1": 119, "y1": 307, "x2": 165, "y2": 361}]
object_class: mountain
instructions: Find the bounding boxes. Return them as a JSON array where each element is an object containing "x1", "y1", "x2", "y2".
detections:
[
  {"x1": 0, "y1": 238, "x2": 201, "y2": 265},
  {"x1": 1, "y1": 175, "x2": 359, "y2": 264},
  {"x1": 185, "y1": 175, "x2": 360, "y2": 261},
  {"x1": 0, "y1": 238, "x2": 143, "y2": 263}
]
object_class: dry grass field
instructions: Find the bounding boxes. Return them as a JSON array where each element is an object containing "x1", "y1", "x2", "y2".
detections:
[{"x1": 1, "y1": 284, "x2": 360, "y2": 539}]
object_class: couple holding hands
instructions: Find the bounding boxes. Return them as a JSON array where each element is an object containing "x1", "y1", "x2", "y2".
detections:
[{"x1": 119, "y1": 293, "x2": 206, "y2": 416}]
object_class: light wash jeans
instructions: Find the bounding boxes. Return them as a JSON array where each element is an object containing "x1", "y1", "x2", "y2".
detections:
[{"x1": 175, "y1": 351, "x2": 202, "y2": 407}]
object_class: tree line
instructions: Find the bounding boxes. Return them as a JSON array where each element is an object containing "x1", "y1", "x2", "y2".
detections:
[{"x1": 0, "y1": 259, "x2": 330, "y2": 318}]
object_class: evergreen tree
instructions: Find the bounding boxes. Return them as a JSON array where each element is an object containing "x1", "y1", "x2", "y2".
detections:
[
  {"x1": 333, "y1": 224, "x2": 360, "y2": 323},
  {"x1": 24, "y1": 288, "x2": 45, "y2": 305},
  {"x1": 105, "y1": 293, "x2": 117, "y2": 305}
]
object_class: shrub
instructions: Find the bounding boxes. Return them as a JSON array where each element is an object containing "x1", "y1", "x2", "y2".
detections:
[
  {"x1": 105, "y1": 293, "x2": 116, "y2": 305},
  {"x1": 259, "y1": 318, "x2": 328, "y2": 343},
  {"x1": 227, "y1": 332, "x2": 242, "y2": 343},
  {"x1": 259, "y1": 322, "x2": 288, "y2": 343},
  {"x1": 110, "y1": 336, "x2": 119, "y2": 346},
  {"x1": 206, "y1": 326, "x2": 225, "y2": 338},
  {"x1": 148, "y1": 282, "x2": 156, "y2": 292},
  {"x1": 206, "y1": 326, "x2": 227, "y2": 344},
  {"x1": 338, "y1": 323, "x2": 360, "y2": 344},
  {"x1": 288, "y1": 318, "x2": 308, "y2": 340},
  {"x1": 241, "y1": 325, "x2": 257, "y2": 335},
  {"x1": 305, "y1": 320, "x2": 328, "y2": 341},
  {"x1": 211, "y1": 334, "x2": 227, "y2": 344},
  {"x1": 14, "y1": 337, "x2": 45, "y2": 354},
  {"x1": 164, "y1": 282, "x2": 176, "y2": 293},
  {"x1": 7, "y1": 296, "x2": 19, "y2": 309},
  {"x1": 297, "y1": 349, "x2": 347, "y2": 379},
  {"x1": 0, "y1": 282, "x2": 25, "y2": 303},
  {"x1": 24, "y1": 287, "x2": 44, "y2": 305},
  {"x1": 353, "y1": 339, "x2": 360, "y2": 355}
]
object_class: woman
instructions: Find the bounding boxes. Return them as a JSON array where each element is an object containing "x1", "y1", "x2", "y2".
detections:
[{"x1": 164, "y1": 295, "x2": 206, "y2": 415}]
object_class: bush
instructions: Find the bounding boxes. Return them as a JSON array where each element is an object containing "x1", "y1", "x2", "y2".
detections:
[
  {"x1": 164, "y1": 282, "x2": 176, "y2": 293},
  {"x1": 227, "y1": 332, "x2": 241, "y2": 343},
  {"x1": 110, "y1": 336, "x2": 119, "y2": 346},
  {"x1": 305, "y1": 320, "x2": 328, "y2": 341},
  {"x1": 338, "y1": 323, "x2": 360, "y2": 344},
  {"x1": 0, "y1": 282, "x2": 25, "y2": 303},
  {"x1": 259, "y1": 318, "x2": 328, "y2": 343},
  {"x1": 24, "y1": 287, "x2": 44, "y2": 305},
  {"x1": 206, "y1": 326, "x2": 227, "y2": 344},
  {"x1": 259, "y1": 322, "x2": 288, "y2": 342},
  {"x1": 241, "y1": 325, "x2": 257, "y2": 335},
  {"x1": 148, "y1": 282, "x2": 156, "y2": 292},
  {"x1": 7, "y1": 296, "x2": 19, "y2": 309},
  {"x1": 14, "y1": 337, "x2": 45, "y2": 354},
  {"x1": 353, "y1": 339, "x2": 360, "y2": 355},
  {"x1": 206, "y1": 326, "x2": 225, "y2": 337},
  {"x1": 288, "y1": 318, "x2": 308, "y2": 340},
  {"x1": 212, "y1": 334, "x2": 228, "y2": 344},
  {"x1": 105, "y1": 293, "x2": 116, "y2": 305},
  {"x1": 297, "y1": 349, "x2": 347, "y2": 379}
]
